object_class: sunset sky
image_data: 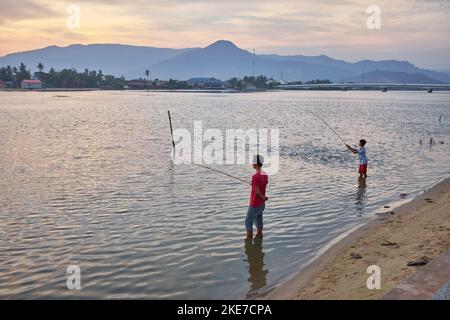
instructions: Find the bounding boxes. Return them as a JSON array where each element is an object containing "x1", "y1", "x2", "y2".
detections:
[{"x1": 1, "y1": 0, "x2": 449, "y2": 69}]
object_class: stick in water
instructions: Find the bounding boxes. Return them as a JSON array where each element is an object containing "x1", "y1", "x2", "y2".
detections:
[
  {"x1": 309, "y1": 111, "x2": 348, "y2": 146},
  {"x1": 167, "y1": 110, "x2": 250, "y2": 186},
  {"x1": 168, "y1": 110, "x2": 175, "y2": 150}
]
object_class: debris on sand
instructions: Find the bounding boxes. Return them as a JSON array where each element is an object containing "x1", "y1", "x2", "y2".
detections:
[
  {"x1": 400, "y1": 193, "x2": 407, "y2": 199},
  {"x1": 350, "y1": 252, "x2": 362, "y2": 259},
  {"x1": 407, "y1": 256, "x2": 430, "y2": 266},
  {"x1": 381, "y1": 240, "x2": 398, "y2": 246}
]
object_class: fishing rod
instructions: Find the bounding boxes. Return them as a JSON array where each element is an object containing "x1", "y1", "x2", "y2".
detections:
[
  {"x1": 309, "y1": 111, "x2": 349, "y2": 147},
  {"x1": 167, "y1": 110, "x2": 251, "y2": 186}
]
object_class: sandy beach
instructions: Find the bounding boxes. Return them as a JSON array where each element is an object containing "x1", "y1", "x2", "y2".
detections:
[{"x1": 267, "y1": 177, "x2": 450, "y2": 300}]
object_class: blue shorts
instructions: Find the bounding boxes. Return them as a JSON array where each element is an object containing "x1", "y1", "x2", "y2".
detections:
[{"x1": 245, "y1": 204, "x2": 265, "y2": 231}]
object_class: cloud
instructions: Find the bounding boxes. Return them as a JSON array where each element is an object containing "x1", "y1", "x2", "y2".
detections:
[
  {"x1": 0, "y1": 0, "x2": 449, "y2": 68},
  {"x1": 0, "y1": 0, "x2": 55, "y2": 24}
]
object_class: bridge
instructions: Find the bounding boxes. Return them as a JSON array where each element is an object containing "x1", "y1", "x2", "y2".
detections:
[{"x1": 276, "y1": 83, "x2": 450, "y2": 92}]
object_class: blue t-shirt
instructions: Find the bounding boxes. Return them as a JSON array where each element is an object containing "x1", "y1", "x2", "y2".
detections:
[{"x1": 358, "y1": 147, "x2": 368, "y2": 165}]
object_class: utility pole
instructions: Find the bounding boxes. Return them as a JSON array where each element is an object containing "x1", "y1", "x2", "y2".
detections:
[{"x1": 252, "y1": 48, "x2": 255, "y2": 78}]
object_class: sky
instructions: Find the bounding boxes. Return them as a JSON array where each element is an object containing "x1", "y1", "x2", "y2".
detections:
[{"x1": 0, "y1": 0, "x2": 449, "y2": 70}]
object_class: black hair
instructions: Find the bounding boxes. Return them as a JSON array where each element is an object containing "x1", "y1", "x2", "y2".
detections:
[
  {"x1": 360, "y1": 139, "x2": 367, "y2": 146},
  {"x1": 256, "y1": 155, "x2": 263, "y2": 167}
]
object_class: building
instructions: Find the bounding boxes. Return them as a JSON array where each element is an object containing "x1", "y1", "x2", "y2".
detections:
[
  {"x1": 0, "y1": 80, "x2": 6, "y2": 89},
  {"x1": 126, "y1": 79, "x2": 147, "y2": 89},
  {"x1": 186, "y1": 77, "x2": 223, "y2": 89},
  {"x1": 154, "y1": 80, "x2": 168, "y2": 88},
  {"x1": 21, "y1": 79, "x2": 42, "y2": 89}
]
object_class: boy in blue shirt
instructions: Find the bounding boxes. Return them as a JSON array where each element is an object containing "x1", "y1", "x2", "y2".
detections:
[{"x1": 346, "y1": 139, "x2": 368, "y2": 179}]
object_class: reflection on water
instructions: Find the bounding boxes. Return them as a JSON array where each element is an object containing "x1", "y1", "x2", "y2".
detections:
[
  {"x1": 355, "y1": 177, "x2": 367, "y2": 213},
  {"x1": 244, "y1": 236, "x2": 268, "y2": 298},
  {"x1": 0, "y1": 90, "x2": 449, "y2": 299}
]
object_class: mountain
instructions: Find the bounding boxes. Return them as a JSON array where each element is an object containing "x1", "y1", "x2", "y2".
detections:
[
  {"x1": 150, "y1": 40, "x2": 356, "y2": 81},
  {"x1": 437, "y1": 70, "x2": 450, "y2": 75},
  {"x1": 259, "y1": 53, "x2": 355, "y2": 72},
  {"x1": 343, "y1": 70, "x2": 445, "y2": 84},
  {"x1": 350, "y1": 60, "x2": 450, "y2": 84},
  {"x1": 0, "y1": 44, "x2": 195, "y2": 78},
  {"x1": 1, "y1": 40, "x2": 449, "y2": 83},
  {"x1": 259, "y1": 55, "x2": 450, "y2": 83},
  {"x1": 149, "y1": 41, "x2": 450, "y2": 82}
]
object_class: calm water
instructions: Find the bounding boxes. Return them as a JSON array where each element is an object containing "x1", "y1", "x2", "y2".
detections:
[{"x1": 0, "y1": 90, "x2": 449, "y2": 299}]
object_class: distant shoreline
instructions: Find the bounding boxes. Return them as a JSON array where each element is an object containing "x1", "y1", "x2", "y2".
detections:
[
  {"x1": 0, "y1": 88, "x2": 243, "y2": 93},
  {"x1": 2, "y1": 87, "x2": 450, "y2": 93},
  {"x1": 0, "y1": 88, "x2": 99, "y2": 92}
]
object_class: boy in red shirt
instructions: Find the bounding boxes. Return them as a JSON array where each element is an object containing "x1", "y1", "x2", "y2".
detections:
[{"x1": 245, "y1": 155, "x2": 269, "y2": 239}]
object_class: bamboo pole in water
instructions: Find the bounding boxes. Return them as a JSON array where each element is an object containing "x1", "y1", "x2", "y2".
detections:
[{"x1": 168, "y1": 110, "x2": 175, "y2": 150}]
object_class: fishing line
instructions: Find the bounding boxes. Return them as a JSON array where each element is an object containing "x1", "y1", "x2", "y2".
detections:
[
  {"x1": 309, "y1": 111, "x2": 348, "y2": 146},
  {"x1": 186, "y1": 161, "x2": 251, "y2": 185},
  {"x1": 167, "y1": 110, "x2": 251, "y2": 186}
]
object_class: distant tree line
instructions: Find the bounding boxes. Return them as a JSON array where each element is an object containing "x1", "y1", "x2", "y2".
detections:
[
  {"x1": 0, "y1": 63, "x2": 332, "y2": 90},
  {"x1": 0, "y1": 63, "x2": 126, "y2": 89},
  {"x1": 226, "y1": 77, "x2": 332, "y2": 88},
  {"x1": 286, "y1": 79, "x2": 332, "y2": 85},
  {"x1": 227, "y1": 75, "x2": 280, "y2": 89},
  {"x1": 0, "y1": 63, "x2": 32, "y2": 86}
]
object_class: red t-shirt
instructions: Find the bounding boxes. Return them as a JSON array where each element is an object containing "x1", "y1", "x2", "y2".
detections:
[{"x1": 249, "y1": 171, "x2": 268, "y2": 207}]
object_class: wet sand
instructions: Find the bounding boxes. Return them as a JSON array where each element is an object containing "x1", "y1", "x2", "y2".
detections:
[{"x1": 266, "y1": 177, "x2": 450, "y2": 299}]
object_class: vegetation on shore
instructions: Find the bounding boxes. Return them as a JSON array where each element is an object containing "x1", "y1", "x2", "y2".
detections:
[
  {"x1": 285, "y1": 79, "x2": 333, "y2": 85},
  {"x1": 0, "y1": 63, "x2": 125, "y2": 89},
  {"x1": 0, "y1": 62, "x2": 331, "y2": 90}
]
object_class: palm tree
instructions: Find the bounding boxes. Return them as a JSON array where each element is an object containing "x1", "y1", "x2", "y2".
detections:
[
  {"x1": 145, "y1": 70, "x2": 150, "y2": 87},
  {"x1": 35, "y1": 62, "x2": 45, "y2": 81}
]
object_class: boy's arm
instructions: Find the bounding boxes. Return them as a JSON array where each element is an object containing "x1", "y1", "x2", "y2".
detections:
[
  {"x1": 254, "y1": 185, "x2": 269, "y2": 201},
  {"x1": 346, "y1": 144, "x2": 358, "y2": 154}
]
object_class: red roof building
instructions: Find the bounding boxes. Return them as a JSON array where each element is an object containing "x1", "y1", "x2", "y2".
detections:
[{"x1": 21, "y1": 79, "x2": 42, "y2": 89}]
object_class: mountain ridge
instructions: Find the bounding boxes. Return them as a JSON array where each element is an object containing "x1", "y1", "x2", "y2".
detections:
[
  {"x1": 1, "y1": 40, "x2": 449, "y2": 83},
  {"x1": 343, "y1": 70, "x2": 445, "y2": 84}
]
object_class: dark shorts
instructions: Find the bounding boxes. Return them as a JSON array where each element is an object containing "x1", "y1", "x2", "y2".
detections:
[
  {"x1": 359, "y1": 164, "x2": 367, "y2": 174},
  {"x1": 245, "y1": 204, "x2": 265, "y2": 231}
]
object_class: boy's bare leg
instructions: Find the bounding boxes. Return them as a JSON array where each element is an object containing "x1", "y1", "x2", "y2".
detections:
[
  {"x1": 255, "y1": 228, "x2": 263, "y2": 237},
  {"x1": 246, "y1": 230, "x2": 253, "y2": 239}
]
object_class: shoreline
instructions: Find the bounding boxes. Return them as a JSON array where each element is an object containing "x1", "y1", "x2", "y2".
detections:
[
  {"x1": 2, "y1": 88, "x2": 450, "y2": 93},
  {"x1": 0, "y1": 88, "x2": 245, "y2": 93},
  {"x1": 265, "y1": 176, "x2": 450, "y2": 299}
]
